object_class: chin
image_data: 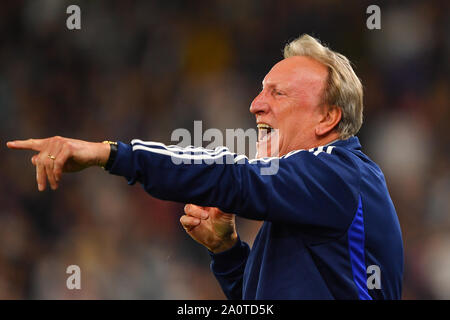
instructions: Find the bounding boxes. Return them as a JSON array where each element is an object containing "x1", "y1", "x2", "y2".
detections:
[{"x1": 256, "y1": 139, "x2": 282, "y2": 158}]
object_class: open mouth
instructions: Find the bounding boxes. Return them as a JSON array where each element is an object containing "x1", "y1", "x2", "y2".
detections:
[{"x1": 257, "y1": 123, "x2": 274, "y2": 142}]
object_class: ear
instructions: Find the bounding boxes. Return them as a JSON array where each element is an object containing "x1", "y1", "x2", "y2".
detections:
[{"x1": 315, "y1": 105, "x2": 342, "y2": 136}]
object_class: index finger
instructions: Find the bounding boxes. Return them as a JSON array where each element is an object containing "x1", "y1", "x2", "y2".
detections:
[{"x1": 6, "y1": 139, "x2": 44, "y2": 151}]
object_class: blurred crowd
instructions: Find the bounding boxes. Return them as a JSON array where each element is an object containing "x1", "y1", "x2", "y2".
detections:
[{"x1": 0, "y1": 0, "x2": 448, "y2": 299}]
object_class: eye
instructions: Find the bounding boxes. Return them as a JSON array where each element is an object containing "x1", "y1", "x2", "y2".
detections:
[{"x1": 273, "y1": 89, "x2": 284, "y2": 96}]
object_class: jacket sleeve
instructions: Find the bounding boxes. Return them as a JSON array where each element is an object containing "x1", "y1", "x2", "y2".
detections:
[
  {"x1": 108, "y1": 139, "x2": 360, "y2": 238},
  {"x1": 207, "y1": 237, "x2": 250, "y2": 300}
]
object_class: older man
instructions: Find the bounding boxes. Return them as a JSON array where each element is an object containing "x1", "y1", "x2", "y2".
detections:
[{"x1": 7, "y1": 34, "x2": 403, "y2": 300}]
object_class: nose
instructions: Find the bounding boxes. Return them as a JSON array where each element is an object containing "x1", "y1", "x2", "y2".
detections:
[{"x1": 249, "y1": 91, "x2": 270, "y2": 115}]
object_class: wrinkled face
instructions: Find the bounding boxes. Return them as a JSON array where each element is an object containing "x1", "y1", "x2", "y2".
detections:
[{"x1": 250, "y1": 56, "x2": 329, "y2": 157}]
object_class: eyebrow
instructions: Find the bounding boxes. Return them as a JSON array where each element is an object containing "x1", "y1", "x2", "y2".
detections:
[
  {"x1": 262, "y1": 81, "x2": 288, "y2": 91},
  {"x1": 262, "y1": 80, "x2": 276, "y2": 88}
]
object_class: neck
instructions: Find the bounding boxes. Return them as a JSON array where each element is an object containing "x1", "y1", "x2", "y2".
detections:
[{"x1": 303, "y1": 132, "x2": 341, "y2": 150}]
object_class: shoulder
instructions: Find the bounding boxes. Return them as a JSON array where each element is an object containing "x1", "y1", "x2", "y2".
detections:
[{"x1": 282, "y1": 144, "x2": 361, "y2": 178}]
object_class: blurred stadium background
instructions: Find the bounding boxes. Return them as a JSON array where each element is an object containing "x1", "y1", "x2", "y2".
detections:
[{"x1": 0, "y1": 0, "x2": 449, "y2": 299}]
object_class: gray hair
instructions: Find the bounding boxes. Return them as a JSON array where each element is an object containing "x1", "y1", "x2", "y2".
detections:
[{"x1": 284, "y1": 34, "x2": 363, "y2": 139}]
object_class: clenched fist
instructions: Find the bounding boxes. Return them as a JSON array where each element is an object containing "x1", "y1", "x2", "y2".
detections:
[
  {"x1": 180, "y1": 204, "x2": 238, "y2": 253},
  {"x1": 6, "y1": 136, "x2": 110, "y2": 191}
]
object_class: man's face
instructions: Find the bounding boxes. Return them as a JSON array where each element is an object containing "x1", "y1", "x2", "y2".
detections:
[{"x1": 250, "y1": 56, "x2": 329, "y2": 157}]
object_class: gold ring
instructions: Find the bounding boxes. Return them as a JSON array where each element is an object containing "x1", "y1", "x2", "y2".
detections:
[{"x1": 48, "y1": 154, "x2": 56, "y2": 160}]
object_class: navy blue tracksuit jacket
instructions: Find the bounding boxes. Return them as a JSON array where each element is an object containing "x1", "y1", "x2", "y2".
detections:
[{"x1": 107, "y1": 136, "x2": 404, "y2": 299}]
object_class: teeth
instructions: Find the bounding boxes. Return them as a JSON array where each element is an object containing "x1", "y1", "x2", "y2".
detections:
[
  {"x1": 257, "y1": 123, "x2": 273, "y2": 142},
  {"x1": 257, "y1": 124, "x2": 273, "y2": 129}
]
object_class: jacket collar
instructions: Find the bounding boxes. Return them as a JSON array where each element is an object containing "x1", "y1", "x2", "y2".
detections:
[{"x1": 328, "y1": 136, "x2": 361, "y2": 151}]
